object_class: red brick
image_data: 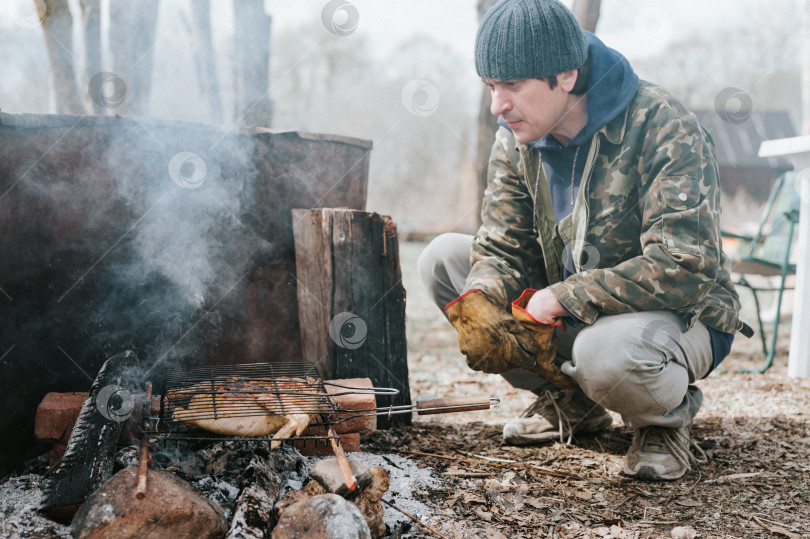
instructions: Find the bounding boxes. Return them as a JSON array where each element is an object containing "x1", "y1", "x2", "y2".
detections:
[
  {"x1": 296, "y1": 433, "x2": 361, "y2": 457},
  {"x1": 323, "y1": 378, "x2": 377, "y2": 435},
  {"x1": 34, "y1": 392, "x2": 88, "y2": 442}
]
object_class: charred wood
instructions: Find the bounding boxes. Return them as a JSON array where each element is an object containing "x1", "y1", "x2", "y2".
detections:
[
  {"x1": 226, "y1": 453, "x2": 281, "y2": 538},
  {"x1": 292, "y1": 209, "x2": 411, "y2": 429},
  {"x1": 39, "y1": 350, "x2": 140, "y2": 523}
]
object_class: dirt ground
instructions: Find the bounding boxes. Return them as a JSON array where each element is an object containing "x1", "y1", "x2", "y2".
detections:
[{"x1": 369, "y1": 241, "x2": 810, "y2": 539}]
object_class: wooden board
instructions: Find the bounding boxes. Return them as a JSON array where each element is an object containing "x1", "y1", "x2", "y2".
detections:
[{"x1": 293, "y1": 209, "x2": 411, "y2": 428}]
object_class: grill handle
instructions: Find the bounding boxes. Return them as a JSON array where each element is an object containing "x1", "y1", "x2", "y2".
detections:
[
  {"x1": 416, "y1": 396, "x2": 499, "y2": 415},
  {"x1": 322, "y1": 382, "x2": 400, "y2": 397}
]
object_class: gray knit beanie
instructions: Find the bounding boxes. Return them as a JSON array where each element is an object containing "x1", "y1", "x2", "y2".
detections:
[{"x1": 475, "y1": 0, "x2": 587, "y2": 80}]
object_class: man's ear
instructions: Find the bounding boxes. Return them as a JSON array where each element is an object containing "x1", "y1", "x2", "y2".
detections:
[{"x1": 558, "y1": 69, "x2": 578, "y2": 93}]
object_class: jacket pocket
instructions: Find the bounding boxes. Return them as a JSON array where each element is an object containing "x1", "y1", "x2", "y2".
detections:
[{"x1": 659, "y1": 176, "x2": 701, "y2": 256}]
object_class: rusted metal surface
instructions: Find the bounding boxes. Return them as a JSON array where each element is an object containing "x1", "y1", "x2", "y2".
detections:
[{"x1": 0, "y1": 112, "x2": 371, "y2": 475}]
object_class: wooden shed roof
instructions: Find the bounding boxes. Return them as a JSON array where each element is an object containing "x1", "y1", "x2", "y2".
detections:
[{"x1": 694, "y1": 109, "x2": 796, "y2": 171}]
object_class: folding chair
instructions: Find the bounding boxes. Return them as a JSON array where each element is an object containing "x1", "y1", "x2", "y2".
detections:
[{"x1": 721, "y1": 172, "x2": 800, "y2": 373}]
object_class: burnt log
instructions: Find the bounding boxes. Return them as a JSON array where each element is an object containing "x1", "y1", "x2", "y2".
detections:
[
  {"x1": 226, "y1": 453, "x2": 282, "y2": 538},
  {"x1": 39, "y1": 350, "x2": 140, "y2": 523},
  {"x1": 292, "y1": 209, "x2": 410, "y2": 428}
]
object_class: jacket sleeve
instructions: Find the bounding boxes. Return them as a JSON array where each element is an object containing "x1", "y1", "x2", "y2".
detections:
[
  {"x1": 549, "y1": 99, "x2": 723, "y2": 325},
  {"x1": 465, "y1": 127, "x2": 546, "y2": 307}
]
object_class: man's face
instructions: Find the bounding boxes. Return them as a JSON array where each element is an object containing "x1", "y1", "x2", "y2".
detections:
[{"x1": 484, "y1": 77, "x2": 572, "y2": 144}]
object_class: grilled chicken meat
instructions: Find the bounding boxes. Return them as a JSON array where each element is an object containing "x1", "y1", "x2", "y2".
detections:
[{"x1": 170, "y1": 377, "x2": 319, "y2": 449}]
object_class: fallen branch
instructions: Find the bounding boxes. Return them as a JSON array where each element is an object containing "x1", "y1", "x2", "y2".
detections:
[
  {"x1": 530, "y1": 467, "x2": 583, "y2": 480},
  {"x1": 752, "y1": 515, "x2": 802, "y2": 539},
  {"x1": 465, "y1": 452, "x2": 517, "y2": 464},
  {"x1": 441, "y1": 471, "x2": 497, "y2": 478},
  {"x1": 396, "y1": 449, "x2": 583, "y2": 480},
  {"x1": 381, "y1": 499, "x2": 450, "y2": 539},
  {"x1": 492, "y1": 485, "x2": 550, "y2": 493},
  {"x1": 397, "y1": 449, "x2": 475, "y2": 463},
  {"x1": 712, "y1": 472, "x2": 763, "y2": 483}
]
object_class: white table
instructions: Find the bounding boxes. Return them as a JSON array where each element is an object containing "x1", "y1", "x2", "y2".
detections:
[{"x1": 758, "y1": 135, "x2": 810, "y2": 379}]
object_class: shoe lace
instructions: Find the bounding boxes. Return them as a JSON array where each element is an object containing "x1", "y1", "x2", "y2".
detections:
[
  {"x1": 640, "y1": 427, "x2": 708, "y2": 470},
  {"x1": 522, "y1": 389, "x2": 573, "y2": 445}
]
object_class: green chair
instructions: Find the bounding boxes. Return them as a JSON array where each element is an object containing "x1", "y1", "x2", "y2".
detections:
[{"x1": 721, "y1": 172, "x2": 800, "y2": 373}]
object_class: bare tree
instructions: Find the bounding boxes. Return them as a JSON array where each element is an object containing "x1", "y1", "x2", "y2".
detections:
[
  {"x1": 572, "y1": 0, "x2": 602, "y2": 34},
  {"x1": 108, "y1": 0, "x2": 160, "y2": 117},
  {"x1": 474, "y1": 0, "x2": 501, "y2": 229},
  {"x1": 79, "y1": 0, "x2": 102, "y2": 113},
  {"x1": 190, "y1": 0, "x2": 222, "y2": 123},
  {"x1": 233, "y1": 0, "x2": 273, "y2": 127},
  {"x1": 39, "y1": 0, "x2": 85, "y2": 114}
]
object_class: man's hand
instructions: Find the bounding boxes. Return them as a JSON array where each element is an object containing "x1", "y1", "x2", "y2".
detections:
[
  {"x1": 445, "y1": 290, "x2": 538, "y2": 374},
  {"x1": 524, "y1": 287, "x2": 568, "y2": 325},
  {"x1": 512, "y1": 289, "x2": 574, "y2": 389}
]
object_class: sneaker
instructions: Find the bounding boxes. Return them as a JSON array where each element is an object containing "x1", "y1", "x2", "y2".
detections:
[
  {"x1": 622, "y1": 426, "x2": 708, "y2": 481},
  {"x1": 503, "y1": 388, "x2": 612, "y2": 445}
]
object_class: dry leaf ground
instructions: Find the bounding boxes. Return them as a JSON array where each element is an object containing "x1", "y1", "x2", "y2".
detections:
[{"x1": 366, "y1": 241, "x2": 810, "y2": 539}]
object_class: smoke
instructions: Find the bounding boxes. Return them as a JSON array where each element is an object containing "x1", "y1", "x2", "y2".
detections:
[
  {"x1": 130, "y1": 149, "x2": 234, "y2": 310},
  {"x1": 87, "y1": 125, "x2": 273, "y2": 371}
]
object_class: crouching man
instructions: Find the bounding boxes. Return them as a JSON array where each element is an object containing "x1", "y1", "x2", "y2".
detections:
[{"x1": 418, "y1": 0, "x2": 751, "y2": 480}]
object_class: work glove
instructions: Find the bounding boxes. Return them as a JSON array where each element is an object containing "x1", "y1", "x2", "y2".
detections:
[
  {"x1": 445, "y1": 289, "x2": 538, "y2": 374},
  {"x1": 511, "y1": 289, "x2": 574, "y2": 389}
]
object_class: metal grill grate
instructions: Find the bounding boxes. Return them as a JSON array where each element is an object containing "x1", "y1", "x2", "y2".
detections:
[
  {"x1": 151, "y1": 361, "x2": 496, "y2": 446},
  {"x1": 161, "y1": 362, "x2": 338, "y2": 425}
]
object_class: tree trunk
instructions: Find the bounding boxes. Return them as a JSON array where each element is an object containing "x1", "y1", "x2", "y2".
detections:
[
  {"x1": 233, "y1": 0, "x2": 273, "y2": 127},
  {"x1": 191, "y1": 0, "x2": 222, "y2": 124},
  {"x1": 572, "y1": 0, "x2": 602, "y2": 34},
  {"x1": 292, "y1": 209, "x2": 410, "y2": 429},
  {"x1": 108, "y1": 0, "x2": 160, "y2": 116},
  {"x1": 475, "y1": 0, "x2": 501, "y2": 230},
  {"x1": 40, "y1": 0, "x2": 86, "y2": 114},
  {"x1": 79, "y1": 0, "x2": 102, "y2": 113}
]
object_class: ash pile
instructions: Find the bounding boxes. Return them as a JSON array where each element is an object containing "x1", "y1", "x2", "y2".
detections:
[{"x1": 2, "y1": 439, "x2": 435, "y2": 539}]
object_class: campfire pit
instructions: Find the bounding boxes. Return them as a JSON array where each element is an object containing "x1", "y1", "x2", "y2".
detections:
[{"x1": 26, "y1": 352, "x2": 499, "y2": 537}]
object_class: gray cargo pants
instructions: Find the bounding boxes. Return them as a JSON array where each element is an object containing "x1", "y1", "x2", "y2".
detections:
[{"x1": 416, "y1": 233, "x2": 714, "y2": 430}]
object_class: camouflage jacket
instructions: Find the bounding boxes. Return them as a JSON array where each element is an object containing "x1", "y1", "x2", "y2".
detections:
[{"x1": 466, "y1": 81, "x2": 746, "y2": 335}]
